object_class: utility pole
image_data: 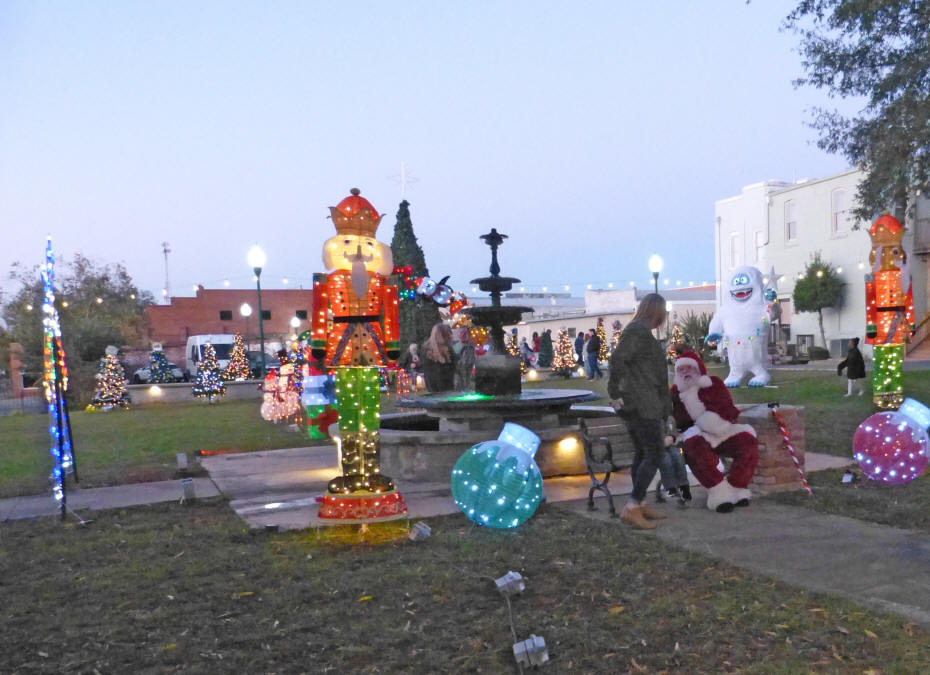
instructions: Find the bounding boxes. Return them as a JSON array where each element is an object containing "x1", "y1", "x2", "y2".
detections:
[{"x1": 161, "y1": 242, "x2": 171, "y2": 304}]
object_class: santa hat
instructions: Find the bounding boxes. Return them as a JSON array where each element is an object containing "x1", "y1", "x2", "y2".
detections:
[{"x1": 674, "y1": 350, "x2": 712, "y2": 388}]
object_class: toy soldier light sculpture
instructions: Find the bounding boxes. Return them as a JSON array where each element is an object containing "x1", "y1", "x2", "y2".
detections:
[
  {"x1": 865, "y1": 214, "x2": 915, "y2": 409},
  {"x1": 311, "y1": 189, "x2": 406, "y2": 522}
]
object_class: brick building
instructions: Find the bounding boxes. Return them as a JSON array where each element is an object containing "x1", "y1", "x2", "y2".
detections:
[{"x1": 145, "y1": 287, "x2": 314, "y2": 368}]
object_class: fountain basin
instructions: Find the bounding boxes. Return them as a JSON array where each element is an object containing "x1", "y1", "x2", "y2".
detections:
[{"x1": 380, "y1": 389, "x2": 621, "y2": 482}]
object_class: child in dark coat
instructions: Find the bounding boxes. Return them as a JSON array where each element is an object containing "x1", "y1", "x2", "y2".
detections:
[{"x1": 837, "y1": 337, "x2": 866, "y2": 397}]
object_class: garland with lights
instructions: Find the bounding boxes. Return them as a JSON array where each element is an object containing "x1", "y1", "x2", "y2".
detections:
[
  {"x1": 596, "y1": 317, "x2": 609, "y2": 362},
  {"x1": 41, "y1": 237, "x2": 78, "y2": 516},
  {"x1": 89, "y1": 349, "x2": 131, "y2": 411},
  {"x1": 223, "y1": 333, "x2": 251, "y2": 381},
  {"x1": 191, "y1": 343, "x2": 227, "y2": 402}
]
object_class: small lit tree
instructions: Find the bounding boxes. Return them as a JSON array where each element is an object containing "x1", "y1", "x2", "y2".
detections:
[
  {"x1": 552, "y1": 328, "x2": 576, "y2": 377},
  {"x1": 223, "y1": 333, "x2": 251, "y2": 381},
  {"x1": 793, "y1": 252, "x2": 845, "y2": 348},
  {"x1": 89, "y1": 346, "x2": 130, "y2": 410},
  {"x1": 537, "y1": 329, "x2": 553, "y2": 368},
  {"x1": 148, "y1": 348, "x2": 174, "y2": 383},
  {"x1": 596, "y1": 317, "x2": 609, "y2": 362},
  {"x1": 192, "y1": 343, "x2": 226, "y2": 402},
  {"x1": 666, "y1": 323, "x2": 686, "y2": 362},
  {"x1": 610, "y1": 320, "x2": 623, "y2": 355}
]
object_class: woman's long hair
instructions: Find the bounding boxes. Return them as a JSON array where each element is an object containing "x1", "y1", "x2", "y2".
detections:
[
  {"x1": 632, "y1": 293, "x2": 667, "y2": 329},
  {"x1": 424, "y1": 323, "x2": 454, "y2": 363}
]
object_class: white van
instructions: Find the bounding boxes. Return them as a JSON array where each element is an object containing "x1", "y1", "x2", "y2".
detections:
[{"x1": 185, "y1": 334, "x2": 237, "y2": 378}]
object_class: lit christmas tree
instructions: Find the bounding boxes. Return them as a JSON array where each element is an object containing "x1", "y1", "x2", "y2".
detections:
[
  {"x1": 148, "y1": 347, "x2": 174, "y2": 383},
  {"x1": 552, "y1": 328, "x2": 576, "y2": 377},
  {"x1": 90, "y1": 346, "x2": 131, "y2": 410},
  {"x1": 596, "y1": 317, "x2": 609, "y2": 362},
  {"x1": 192, "y1": 343, "x2": 226, "y2": 402},
  {"x1": 223, "y1": 333, "x2": 251, "y2": 381},
  {"x1": 506, "y1": 332, "x2": 527, "y2": 374},
  {"x1": 610, "y1": 320, "x2": 623, "y2": 354},
  {"x1": 667, "y1": 323, "x2": 686, "y2": 361}
]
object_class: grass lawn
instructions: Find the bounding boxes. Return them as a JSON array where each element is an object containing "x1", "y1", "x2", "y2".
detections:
[
  {"x1": 2, "y1": 500, "x2": 928, "y2": 673},
  {"x1": 0, "y1": 399, "x2": 320, "y2": 498}
]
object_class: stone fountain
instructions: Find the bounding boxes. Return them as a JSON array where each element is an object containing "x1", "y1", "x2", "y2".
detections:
[{"x1": 379, "y1": 229, "x2": 605, "y2": 481}]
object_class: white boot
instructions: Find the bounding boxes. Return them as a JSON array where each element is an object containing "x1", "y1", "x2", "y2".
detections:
[
  {"x1": 729, "y1": 482, "x2": 753, "y2": 506},
  {"x1": 706, "y1": 480, "x2": 737, "y2": 513}
]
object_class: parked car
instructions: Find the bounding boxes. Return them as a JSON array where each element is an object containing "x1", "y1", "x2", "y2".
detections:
[
  {"x1": 132, "y1": 362, "x2": 187, "y2": 384},
  {"x1": 247, "y1": 351, "x2": 281, "y2": 379}
]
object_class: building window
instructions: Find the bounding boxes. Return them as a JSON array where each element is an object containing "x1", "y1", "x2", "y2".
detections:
[
  {"x1": 754, "y1": 230, "x2": 765, "y2": 263},
  {"x1": 295, "y1": 309, "x2": 308, "y2": 320},
  {"x1": 261, "y1": 310, "x2": 271, "y2": 320},
  {"x1": 785, "y1": 201, "x2": 798, "y2": 242},
  {"x1": 729, "y1": 233, "x2": 740, "y2": 269},
  {"x1": 219, "y1": 310, "x2": 233, "y2": 321},
  {"x1": 831, "y1": 188, "x2": 849, "y2": 234}
]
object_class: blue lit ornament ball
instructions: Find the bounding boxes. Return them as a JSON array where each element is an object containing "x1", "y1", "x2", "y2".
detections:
[
  {"x1": 853, "y1": 398, "x2": 930, "y2": 485},
  {"x1": 450, "y1": 423, "x2": 544, "y2": 529}
]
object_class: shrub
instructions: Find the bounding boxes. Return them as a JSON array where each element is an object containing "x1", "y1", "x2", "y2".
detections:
[{"x1": 808, "y1": 346, "x2": 830, "y2": 360}]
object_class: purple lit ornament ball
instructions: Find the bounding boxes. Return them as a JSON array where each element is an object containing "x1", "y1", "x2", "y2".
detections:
[{"x1": 853, "y1": 411, "x2": 929, "y2": 485}]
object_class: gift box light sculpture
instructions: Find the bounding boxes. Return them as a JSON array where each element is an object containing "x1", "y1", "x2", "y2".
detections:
[
  {"x1": 451, "y1": 423, "x2": 544, "y2": 529},
  {"x1": 865, "y1": 214, "x2": 915, "y2": 409},
  {"x1": 853, "y1": 397, "x2": 930, "y2": 485}
]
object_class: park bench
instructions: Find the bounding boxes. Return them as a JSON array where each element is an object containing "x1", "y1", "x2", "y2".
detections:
[{"x1": 577, "y1": 416, "x2": 630, "y2": 517}]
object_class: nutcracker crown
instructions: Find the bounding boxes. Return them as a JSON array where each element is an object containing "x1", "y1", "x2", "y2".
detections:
[
  {"x1": 869, "y1": 213, "x2": 904, "y2": 248},
  {"x1": 328, "y1": 188, "x2": 382, "y2": 238}
]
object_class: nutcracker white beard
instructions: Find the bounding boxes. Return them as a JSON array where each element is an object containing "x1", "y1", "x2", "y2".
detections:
[{"x1": 345, "y1": 245, "x2": 373, "y2": 297}]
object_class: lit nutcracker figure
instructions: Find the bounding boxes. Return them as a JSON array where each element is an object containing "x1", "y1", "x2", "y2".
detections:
[
  {"x1": 865, "y1": 214, "x2": 915, "y2": 409},
  {"x1": 311, "y1": 188, "x2": 406, "y2": 522}
]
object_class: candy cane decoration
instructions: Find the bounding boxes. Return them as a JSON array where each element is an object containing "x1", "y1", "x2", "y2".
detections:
[{"x1": 770, "y1": 407, "x2": 813, "y2": 495}]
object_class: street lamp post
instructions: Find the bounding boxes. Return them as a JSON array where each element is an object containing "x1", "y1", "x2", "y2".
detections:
[
  {"x1": 239, "y1": 302, "x2": 252, "y2": 350},
  {"x1": 648, "y1": 254, "x2": 663, "y2": 294},
  {"x1": 247, "y1": 245, "x2": 267, "y2": 378}
]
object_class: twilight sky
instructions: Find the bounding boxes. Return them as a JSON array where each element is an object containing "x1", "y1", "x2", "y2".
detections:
[{"x1": 1, "y1": 1, "x2": 855, "y2": 302}]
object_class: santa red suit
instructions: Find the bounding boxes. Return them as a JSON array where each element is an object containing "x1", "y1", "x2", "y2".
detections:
[{"x1": 670, "y1": 350, "x2": 759, "y2": 512}]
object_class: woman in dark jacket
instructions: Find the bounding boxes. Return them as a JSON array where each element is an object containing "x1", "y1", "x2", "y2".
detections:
[
  {"x1": 608, "y1": 293, "x2": 672, "y2": 529},
  {"x1": 422, "y1": 323, "x2": 456, "y2": 393},
  {"x1": 837, "y1": 337, "x2": 866, "y2": 397}
]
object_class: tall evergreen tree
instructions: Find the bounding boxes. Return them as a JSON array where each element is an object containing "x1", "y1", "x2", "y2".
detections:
[{"x1": 390, "y1": 200, "x2": 441, "y2": 355}]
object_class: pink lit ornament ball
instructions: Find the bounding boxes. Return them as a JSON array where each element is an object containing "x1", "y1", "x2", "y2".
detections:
[{"x1": 853, "y1": 398, "x2": 930, "y2": 485}]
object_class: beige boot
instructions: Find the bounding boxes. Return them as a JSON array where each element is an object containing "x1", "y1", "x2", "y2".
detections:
[
  {"x1": 620, "y1": 504, "x2": 656, "y2": 530},
  {"x1": 639, "y1": 503, "x2": 668, "y2": 520}
]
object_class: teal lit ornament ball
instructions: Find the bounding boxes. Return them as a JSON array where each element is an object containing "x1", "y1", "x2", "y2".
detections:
[{"x1": 450, "y1": 423, "x2": 544, "y2": 529}]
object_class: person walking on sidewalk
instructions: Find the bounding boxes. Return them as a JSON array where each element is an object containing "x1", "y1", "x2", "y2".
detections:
[
  {"x1": 837, "y1": 337, "x2": 866, "y2": 397},
  {"x1": 608, "y1": 293, "x2": 672, "y2": 529}
]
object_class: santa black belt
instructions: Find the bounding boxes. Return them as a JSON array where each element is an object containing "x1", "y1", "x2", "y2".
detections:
[{"x1": 333, "y1": 315, "x2": 380, "y2": 323}]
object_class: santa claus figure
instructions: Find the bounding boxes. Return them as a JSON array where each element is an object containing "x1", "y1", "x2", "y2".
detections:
[{"x1": 670, "y1": 350, "x2": 759, "y2": 512}]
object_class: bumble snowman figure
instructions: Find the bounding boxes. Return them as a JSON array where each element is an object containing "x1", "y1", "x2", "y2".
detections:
[
  {"x1": 311, "y1": 188, "x2": 406, "y2": 522},
  {"x1": 705, "y1": 266, "x2": 772, "y2": 387},
  {"x1": 671, "y1": 350, "x2": 759, "y2": 512}
]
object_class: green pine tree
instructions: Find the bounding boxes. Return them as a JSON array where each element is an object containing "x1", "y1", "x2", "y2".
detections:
[{"x1": 390, "y1": 200, "x2": 441, "y2": 355}]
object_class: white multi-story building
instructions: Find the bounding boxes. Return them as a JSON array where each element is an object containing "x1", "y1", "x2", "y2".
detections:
[{"x1": 715, "y1": 169, "x2": 930, "y2": 357}]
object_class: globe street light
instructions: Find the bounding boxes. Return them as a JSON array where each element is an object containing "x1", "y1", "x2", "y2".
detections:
[
  {"x1": 239, "y1": 302, "x2": 252, "y2": 352},
  {"x1": 247, "y1": 245, "x2": 267, "y2": 377},
  {"x1": 290, "y1": 315, "x2": 301, "y2": 340},
  {"x1": 648, "y1": 254, "x2": 663, "y2": 294}
]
